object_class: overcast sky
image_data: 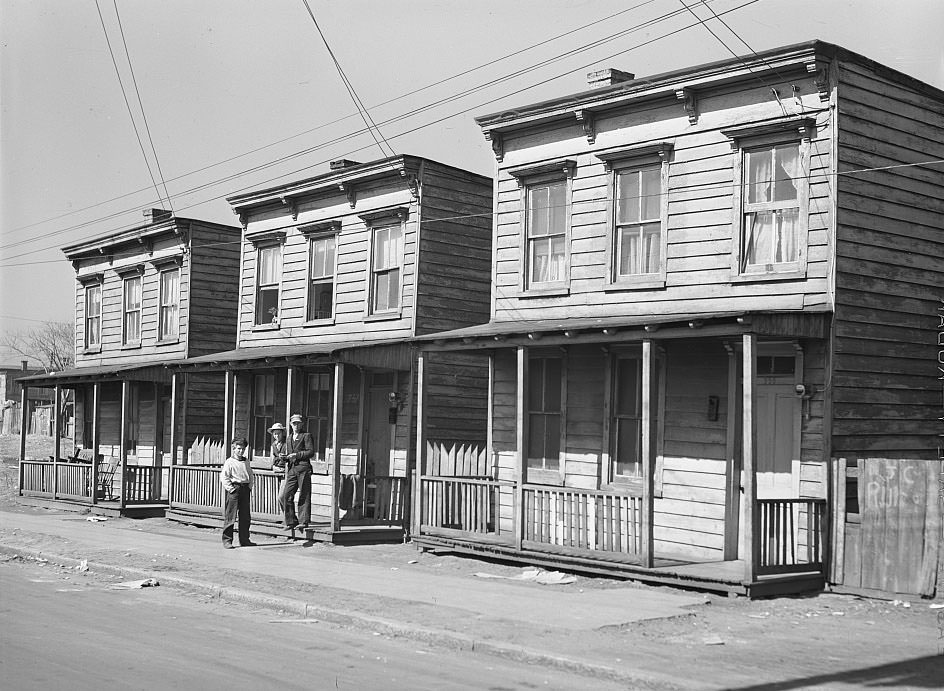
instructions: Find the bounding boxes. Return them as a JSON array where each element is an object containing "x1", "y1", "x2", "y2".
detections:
[{"x1": 1, "y1": 0, "x2": 942, "y2": 360}]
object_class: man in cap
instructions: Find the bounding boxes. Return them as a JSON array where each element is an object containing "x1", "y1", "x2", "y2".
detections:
[{"x1": 281, "y1": 413, "x2": 314, "y2": 530}]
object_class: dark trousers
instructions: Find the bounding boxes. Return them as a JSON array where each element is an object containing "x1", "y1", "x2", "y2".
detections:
[
  {"x1": 281, "y1": 463, "x2": 311, "y2": 527},
  {"x1": 222, "y1": 483, "x2": 251, "y2": 545}
]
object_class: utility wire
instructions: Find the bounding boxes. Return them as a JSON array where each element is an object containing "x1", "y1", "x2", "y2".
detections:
[
  {"x1": 92, "y1": 0, "x2": 168, "y2": 211},
  {"x1": 2, "y1": 0, "x2": 765, "y2": 261},
  {"x1": 4, "y1": 0, "x2": 666, "y2": 238},
  {"x1": 112, "y1": 0, "x2": 174, "y2": 211}
]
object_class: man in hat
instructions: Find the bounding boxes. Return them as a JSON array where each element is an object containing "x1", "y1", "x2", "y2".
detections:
[
  {"x1": 281, "y1": 413, "x2": 314, "y2": 530},
  {"x1": 269, "y1": 422, "x2": 288, "y2": 512}
]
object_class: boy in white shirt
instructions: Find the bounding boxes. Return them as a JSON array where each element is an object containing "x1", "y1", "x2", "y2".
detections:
[{"x1": 220, "y1": 437, "x2": 255, "y2": 548}]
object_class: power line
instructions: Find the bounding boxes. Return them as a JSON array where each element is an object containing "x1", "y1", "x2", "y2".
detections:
[
  {"x1": 92, "y1": 0, "x2": 168, "y2": 210},
  {"x1": 3, "y1": 0, "x2": 665, "y2": 239},
  {"x1": 1, "y1": 0, "x2": 708, "y2": 252},
  {"x1": 112, "y1": 0, "x2": 174, "y2": 211},
  {"x1": 1, "y1": 0, "x2": 764, "y2": 262}
]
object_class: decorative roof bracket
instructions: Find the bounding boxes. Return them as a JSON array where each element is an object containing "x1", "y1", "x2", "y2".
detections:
[
  {"x1": 339, "y1": 182, "x2": 357, "y2": 209},
  {"x1": 574, "y1": 109, "x2": 595, "y2": 144},
  {"x1": 805, "y1": 60, "x2": 830, "y2": 102},
  {"x1": 675, "y1": 88, "x2": 698, "y2": 125},
  {"x1": 279, "y1": 195, "x2": 298, "y2": 221},
  {"x1": 484, "y1": 131, "x2": 503, "y2": 162}
]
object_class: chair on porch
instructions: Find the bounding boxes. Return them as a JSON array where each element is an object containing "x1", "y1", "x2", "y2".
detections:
[{"x1": 97, "y1": 456, "x2": 120, "y2": 501}]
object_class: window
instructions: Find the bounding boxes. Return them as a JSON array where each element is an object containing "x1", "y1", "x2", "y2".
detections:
[
  {"x1": 526, "y1": 180, "x2": 567, "y2": 286},
  {"x1": 255, "y1": 245, "x2": 282, "y2": 325},
  {"x1": 307, "y1": 235, "x2": 336, "y2": 321},
  {"x1": 158, "y1": 268, "x2": 180, "y2": 340},
  {"x1": 615, "y1": 167, "x2": 662, "y2": 276},
  {"x1": 122, "y1": 275, "x2": 142, "y2": 345},
  {"x1": 607, "y1": 351, "x2": 663, "y2": 488},
  {"x1": 304, "y1": 372, "x2": 332, "y2": 460},
  {"x1": 724, "y1": 117, "x2": 813, "y2": 279},
  {"x1": 85, "y1": 284, "x2": 102, "y2": 349},
  {"x1": 527, "y1": 356, "x2": 562, "y2": 477},
  {"x1": 741, "y1": 143, "x2": 800, "y2": 272},
  {"x1": 370, "y1": 225, "x2": 403, "y2": 313},
  {"x1": 251, "y1": 374, "x2": 275, "y2": 457}
]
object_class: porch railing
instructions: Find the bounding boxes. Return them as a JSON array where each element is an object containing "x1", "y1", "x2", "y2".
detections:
[
  {"x1": 365, "y1": 476, "x2": 408, "y2": 523},
  {"x1": 57, "y1": 461, "x2": 93, "y2": 501},
  {"x1": 171, "y1": 465, "x2": 282, "y2": 521},
  {"x1": 419, "y1": 476, "x2": 512, "y2": 539},
  {"x1": 522, "y1": 485, "x2": 643, "y2": 561},
  {"x1": 20, "y1": 460, "x2": 54, "y2": 496},
  {"x1": 123, "y1": 465, "x2": 168, "y2": 505},
  {"x1": 756, "y1": 498, "x2": 827, "y2": 575}
]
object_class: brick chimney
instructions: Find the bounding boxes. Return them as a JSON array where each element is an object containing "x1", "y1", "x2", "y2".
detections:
[
  {"x1": 21, "y1": 360, "x2": 28, "y2": 372},
  {"x1": 587, "y1": 68, "x2": 635, "y2": 89},
  {"x1": 143, "y1": 208, "x2": 172, "y2": 223},
  {"x1": 329, "y1": 159, "x2": 361, "y2": 171}
]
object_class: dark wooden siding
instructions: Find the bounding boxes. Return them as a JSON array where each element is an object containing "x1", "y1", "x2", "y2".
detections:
[
  {"x1": 424, "y1": 351, "x2": 489, "y2": 447},
  {"x1": 833, "y1": 60, "x2": 944, "y2": 458},
  {"x1": 414, "y1": 162, "x2": 493, "y2": 335},
  {"x1": 187, "y1": 221, "x2": 241, "y2": 357}
]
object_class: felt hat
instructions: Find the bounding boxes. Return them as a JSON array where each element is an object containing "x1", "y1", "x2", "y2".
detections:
[
  {"x1": 268, "y1": 422, "x2": 286, "y2": 433},
  {"x1": 289, "y1": 413, "x2": 304, "y2": 424}
]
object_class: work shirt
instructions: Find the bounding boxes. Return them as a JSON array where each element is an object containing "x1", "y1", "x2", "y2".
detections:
[{"x1": 220, "y1": 454, "x2": 254, "y2": 493}]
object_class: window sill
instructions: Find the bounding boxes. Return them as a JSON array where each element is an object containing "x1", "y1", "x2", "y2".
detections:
[
  {"x1": 517, "y1": 286, "x2": 570, "y2": 299},
  {"x1": 602, "y1": 479, "x2": 663, "y2": 499},
  {"x1": 156, "y1": 338, "x2": 180, "y2": 346},
  {"x1": 730, "y1": 268, "x2": 807, "y2": 284},
  {"x1": 303, "y1": 318, "x2": 336, "y2": 328},
  {"x1": 251, "y1": 323, "x2": 281, "y2": 332},
  {"x1": 364, "y1": 311, "x2": 402, "y2": 323},
  {"x1": 603, "y1": 277, "x2": 666, "y2": 292},
  {"x1": 525, "y1": 468, "x2": 563, "y2": 486},
  {"x1": 121, "y1": 343, "x2": 142, "y2": 351},
  {"x1": 82, "y1": 347, "x2": 102, "y2": 355}
]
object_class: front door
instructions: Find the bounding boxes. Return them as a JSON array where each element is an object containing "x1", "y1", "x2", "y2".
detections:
[
  {"x1": 364, "y1": 373, "x2": 395, "y2": 478},
  {"x1": 755, "y1": 382, "x2": 800, "y2": 498}
]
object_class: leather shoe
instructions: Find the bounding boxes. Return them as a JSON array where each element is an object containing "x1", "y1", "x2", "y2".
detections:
[
  {"x1": 223, "y1": 543, "x2": 236, "y2": 549},
  {"x1": 285, "y1": 524, "x2": 298, "y2": 531},
  {"x1": 241, "y1": 541, "x2": 258, "y2": 547}
]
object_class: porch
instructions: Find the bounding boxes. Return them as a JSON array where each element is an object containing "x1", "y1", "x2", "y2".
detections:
[{"x1": 165, "y1": 463, "x2": 407, "y2": 544}]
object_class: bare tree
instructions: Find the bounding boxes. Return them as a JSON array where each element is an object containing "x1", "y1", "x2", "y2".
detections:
[{"x1": 2, "y1": 321, "x2": 74, "y2": 372}]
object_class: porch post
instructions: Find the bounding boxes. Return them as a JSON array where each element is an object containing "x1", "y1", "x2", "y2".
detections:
[
  {"x1": 742, "y1": 333, "x2": 758, "y2": 584},
  {"x1": 223, "y1": 370, "x2": 234, "y2": 448},
  {"x1": 18, "y1": 384, "x2": 28, "y2": 461},
  {"x1": 515, "y1": 346, "x2": 527, "y2": 551},
  {"x1": 285, "y1": 367, "x2": 295, "y2": 423},
  {"x1": 168, "y1": 372, "x2": 179, "y2": 505},
  {"x1": 641, "y1": 340, "x2": 656, "y2": 568},
  {"x1": 413, "y1": 352, "x2": 426, "y2": 536},
  {"x1": 723, "y1": 344, "x2": 741, "y2": 560},
  {"x1": 152, "y1": 381, "x2": 161, "y2": 500},
  {"x1": 91, "y1": 383, "x2": 100, "y2": 505},
  {"x1": 330, "y1": 362, "x2": 344, "y2": 532},
  {"x1": 119, "y1": 380, "x2": 130, "y2": 509},
  {"x1": 53, "y1": 385, "x2": 62, "y2": 498}
]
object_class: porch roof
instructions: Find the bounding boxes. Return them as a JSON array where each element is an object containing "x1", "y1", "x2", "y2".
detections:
[
  {"x1": 414, "y1": 309, "x2": 831, "y2": 351},
  {"x1": 16, "y1": 362, "x2": 170, "y2": 387},
  {"x1": 172, "y1": 338, "x2": 413, "y2": 371}
]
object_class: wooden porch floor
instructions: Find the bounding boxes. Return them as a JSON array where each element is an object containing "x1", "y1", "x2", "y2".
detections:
[{"x1": 17, "y1": 495, "x2": 166, "y2": 519}]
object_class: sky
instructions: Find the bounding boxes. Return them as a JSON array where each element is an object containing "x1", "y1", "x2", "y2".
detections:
[{"x1": 1, "y1": 0, "x2": 942, "y2": 363}]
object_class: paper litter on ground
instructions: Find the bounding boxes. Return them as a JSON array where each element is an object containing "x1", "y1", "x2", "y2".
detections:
[{"x1": 473, "y1": 567, "x2": 576, "y2": 585}]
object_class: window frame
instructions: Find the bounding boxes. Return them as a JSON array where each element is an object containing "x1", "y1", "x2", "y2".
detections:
[
  {"x1": 299, "y1": 221, "x2": 340, "y2": 326},
  {"x1": 507, "y1": 159, "x2": 576, "y2": 297},
  {"x1": 597, "y1": 143, "x2": 672, "y2": 291},
  {"x1": 601, "y1": 347, "x2": 666, "y2": 494},
  {"x1": 157, "y1": 266, "x2": 181, "y2": 343},
  {"x1": 250, "y1": 373, "x2": 276, "y2": 459},
  {"x1": 360, "y1": 207, "x2": 409, "y2": 320},
  {"x1": 121, "y1": 273, "x2": 143, "y2": 347},
  {"x1": 83, "y1": 280, "x2": 102, "y2": 352},
  {"x1": 254, "y1": 242, "x2": 283, "y2": 327},
  {"x1": 303, "y1": 370, "x2": 333, "y2": 461},
  {"x1": 724, "y1": 118, "x2": 814, "y2": 282},
  {"x1": 525, "y1": 351, "x2": 567, "y2": 486}
]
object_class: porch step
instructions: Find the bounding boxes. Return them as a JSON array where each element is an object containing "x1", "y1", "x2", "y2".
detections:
[{"x1": 15, "y1": 496, "x2": 166, "y2": 519}]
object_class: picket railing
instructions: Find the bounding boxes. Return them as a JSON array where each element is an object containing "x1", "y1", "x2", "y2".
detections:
[
  {"x1": 364, "y1": 475, "x2": 408, "y2": 523},
  {"x1": 522, "y1": 485, "x2": 643, "y2": 561},
  {"x1": 419, "y1": 475, "x2": 512, "y2": 539},
  {"x1": 57, "y1": 461, "x2": 93, "y2": 500},
  {"x1": 189, "y1": 437, "x2": 226, "y2": 465},
  {"x1": 425, "y1": 442, "x2": 489, "y2": 477},
  {"x1": 20, "y1": 460, "x2": 54, "y2": 496},
  {"x1": 756, "y1": 498, "x2": 827, "y2": 575},
  {"x1": 171, "y1": 465, "x2": 282, "y2": 521}
]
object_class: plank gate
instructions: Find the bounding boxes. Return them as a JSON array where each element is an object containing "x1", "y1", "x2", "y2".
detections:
[{"x1": 833, "y1": 458, "x2": 942, "y2": 596}]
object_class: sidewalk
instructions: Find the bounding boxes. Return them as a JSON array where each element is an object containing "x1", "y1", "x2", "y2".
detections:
[{"x1": 2, "y1": 504, "x2": 942, "y2": 690}]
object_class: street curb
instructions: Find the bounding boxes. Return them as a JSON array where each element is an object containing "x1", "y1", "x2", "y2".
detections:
[{"x1": 0, "y1": 544, "x2": 687, "y2": 690}]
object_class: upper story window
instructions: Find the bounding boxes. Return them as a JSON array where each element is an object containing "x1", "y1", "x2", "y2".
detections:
[
  {"x1": 122, "y1": 275, "x2": 142, "y2": 345},
  {"x1": 509, "y1": 159, "x2": 575, "y2": 295},
  {"x1": 724, "y1": 117, "x2": 813, "y2": 280},
  {"x1": 308, "y1": 235, "x2": 336, "y2": 322},
  {"x1": 359, "y1": 207, "x2": 408, "y2": 318},
  {"x1": 255, "y1": 244, "x2": 282, "y2": 325},
  {"x1": 158, "y1": 267, "x2": 180, "y2": 341},
  {"x1": 85, "y1": 283, "x2": 102, "y2": 349},
  {"x1": 597, "y1": 143, "x2": 671, "y2": 290},
  {"x1": 527, "y1": 354, "x2": 564, "y2": 483}
]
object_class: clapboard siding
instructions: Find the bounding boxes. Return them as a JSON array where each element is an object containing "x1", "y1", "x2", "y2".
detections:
[
  {"x1": 491, "y1": 81, "x2": 832, "y2": 322},
  {"x1": 415, "y1": 162, "x2": 493, "y2": 335},
  {"x1": 188, "y1": 222, "x2": 242, "y2": 357},
  {"x1": 833, "y1": 61, "x2": 944, "y2": 458},
  {"x1": 425, "y1": 351, "x2": 489, "y2": 447}
]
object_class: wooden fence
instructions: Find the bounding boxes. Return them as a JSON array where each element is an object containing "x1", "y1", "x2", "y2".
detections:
[
  {"x1": 189, "y1": 437, "x2": 226, "y2": 465},
  {"x1": 425, "y1": 442, "x2": 489, "y2": 476}
]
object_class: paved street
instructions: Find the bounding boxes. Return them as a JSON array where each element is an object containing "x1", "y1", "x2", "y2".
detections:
[{"x1": 0, "y1": 559, "x2": 633, "y2": 691}]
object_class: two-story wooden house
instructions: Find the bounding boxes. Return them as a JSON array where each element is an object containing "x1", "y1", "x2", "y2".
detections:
[
  {"x1": 412, "y1": 42, "x2": 943, "y2": 597},
  {"x1": 167, "y1": 156, "x2": 493, "y2": 543},
  {"x1": 18, "y1": 209, "x2": 242, "y2": 515}
]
